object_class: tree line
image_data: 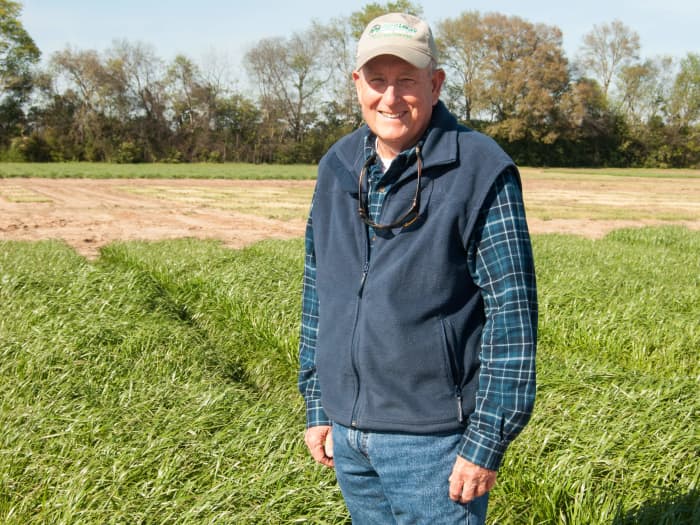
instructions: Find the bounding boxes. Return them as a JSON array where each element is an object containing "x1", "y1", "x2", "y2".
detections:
[{"x1": 1, "y1": 0, "x2": 698, "y2": 167}]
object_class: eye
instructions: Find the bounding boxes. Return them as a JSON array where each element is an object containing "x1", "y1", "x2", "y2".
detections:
[{"x1": 398, "y1": 77, "x2": 416, "y2": 87}]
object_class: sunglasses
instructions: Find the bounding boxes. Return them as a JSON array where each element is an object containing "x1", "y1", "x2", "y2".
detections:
[{"x1": 357, "y1": 144, "x2": 423, "y2": 230}]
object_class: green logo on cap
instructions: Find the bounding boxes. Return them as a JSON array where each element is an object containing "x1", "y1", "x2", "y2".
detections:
[{"x1": 369, "y1": 22, "x2": 417, "y2": 39}]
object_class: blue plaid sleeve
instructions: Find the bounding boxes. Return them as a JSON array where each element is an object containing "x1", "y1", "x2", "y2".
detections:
[
  {"x1": 298, "y1": 200, "x2": 332, "y2": 428},
  {"x1": 459, "y1": 168, "x2": 538, "y2": 471}
]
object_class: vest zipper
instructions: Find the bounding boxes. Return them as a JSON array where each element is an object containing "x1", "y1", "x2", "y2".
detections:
[
  {"x1": 455, "y1": 385, "x2": 464, "y2": 424},
  {"x1": 358, "y1": 261, "x2": 369, "y2": 297},
  {"x1": 351, "y1": 222, "x2": 371, "y2": 426},
  {"x1": 442, "y1": 317, "x2": 465, "y2": 425},
  {"x1": 348, "y1": 295, "x2": 362, "y2": 427}
]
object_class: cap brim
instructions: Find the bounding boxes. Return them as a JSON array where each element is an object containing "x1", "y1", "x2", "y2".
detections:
[{"x1": 356, "y1": 46, "x2": 432, "y2": 70}]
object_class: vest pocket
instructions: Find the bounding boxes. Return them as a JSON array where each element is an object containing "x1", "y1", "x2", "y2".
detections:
[
  {"x1": 440, "y1": 316, "x2": 466, "y2": 423},
  {"x1": 440, "y1": 316, "x2": 463, "y2": 386}
]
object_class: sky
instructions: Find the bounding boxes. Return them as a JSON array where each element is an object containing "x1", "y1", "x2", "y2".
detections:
[{"x1": 19, "y1": 0, "x2": 699, "y2": 84}]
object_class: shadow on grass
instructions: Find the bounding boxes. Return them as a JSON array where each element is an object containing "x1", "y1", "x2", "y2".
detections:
[{"x1": 613, "y1": 489, "x2": 699, "y2": 525}]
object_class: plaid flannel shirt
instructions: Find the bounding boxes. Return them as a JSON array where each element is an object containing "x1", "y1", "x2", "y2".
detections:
[{"x1": 298, "y1": 146, "x2": 537, "y2": 471}]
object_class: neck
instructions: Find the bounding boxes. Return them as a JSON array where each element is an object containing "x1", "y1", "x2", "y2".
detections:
[{"x1": 375, "y1": 139, "x2": 400, "y2": 161}]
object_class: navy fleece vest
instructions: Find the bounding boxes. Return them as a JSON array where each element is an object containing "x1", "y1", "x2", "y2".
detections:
[{"x1": 312, "y1": 102, "x2": 518, "y2": 433}]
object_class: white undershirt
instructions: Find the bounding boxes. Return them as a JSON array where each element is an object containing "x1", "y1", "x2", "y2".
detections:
[{"x1": 375, "y1": 138, "x2": 393, "y2": 171}]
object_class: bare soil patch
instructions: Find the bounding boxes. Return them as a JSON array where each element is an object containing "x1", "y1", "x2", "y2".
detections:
[
  {"x1": 1, "y1": 176, "x2": 698, "y2": 258},
  {"x1": 0, "y1": 179, "x2": 311, "y2": 258}
]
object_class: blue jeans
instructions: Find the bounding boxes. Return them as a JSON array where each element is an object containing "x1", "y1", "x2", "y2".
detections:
[{"x1": 332, "y1": 423, "x2": 489, "y2": 524}]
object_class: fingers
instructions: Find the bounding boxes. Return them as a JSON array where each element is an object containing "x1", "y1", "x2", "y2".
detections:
[
  {"x1": 448, "y1": 476, "x2": 489, "y2": 503},
  {"x1": 323, "y1": 431, "x2": 334, "y2": 458},
  {"x1": 304, "y1": 425, "x2": 335, "y2": 468},
  {"x1": 448, "y1": 457, "x2": 497, "y2": 504}
]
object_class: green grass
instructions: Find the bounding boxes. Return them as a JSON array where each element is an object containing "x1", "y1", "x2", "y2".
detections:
[
  {"x1": 0, "y1": 162, "x2": 318, "y2": 180},
  {"x1": 538, "y1": 167, "x2": 700, "y2": 179},
  {"x1": 1, "y1": 162, "x2": 699, "y2": 180},
  {"x1": 1, "y1": 227, "x2": 698, "y2": 523}
]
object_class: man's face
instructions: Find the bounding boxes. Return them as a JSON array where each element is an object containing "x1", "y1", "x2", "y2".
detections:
[{"x1": 353, "y1": 54, "x2": 445, "y2": 157}]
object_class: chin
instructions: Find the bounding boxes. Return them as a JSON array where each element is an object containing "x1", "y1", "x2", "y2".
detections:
[{"x1": 376, "y1": 127, "x2": 410, "y2": 143}]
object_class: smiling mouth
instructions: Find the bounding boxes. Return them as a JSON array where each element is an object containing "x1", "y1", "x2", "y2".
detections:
[{"x1": 379, "y1": 111, "x2": 405, "y2": 119}]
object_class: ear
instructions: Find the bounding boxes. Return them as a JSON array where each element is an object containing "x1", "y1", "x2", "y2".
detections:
[
  {"x1": 352, "y1": 69, "x2": 362, "y2": 98},
  {"x1": 431, "y1": 68, "x2": 446, "y2": 105}
]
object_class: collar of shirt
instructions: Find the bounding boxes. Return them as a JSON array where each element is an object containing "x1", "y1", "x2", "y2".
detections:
[{"x1": 363, "y1": 133, "x2": 419, "y2": 188}]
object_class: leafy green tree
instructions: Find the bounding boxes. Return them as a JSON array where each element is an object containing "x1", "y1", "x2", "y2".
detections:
[
  {"x1": 213, "y1": 93, "x2": 261, "y2": 162},
  {"x1": 165, "y1": 54, "x2": 218, "y2": 161},
  {"x1": 0, "y1": 0, "x2": 40, "y2": 148},
  {"x1": 313, "y1": 18, "x2": 361, "y2": 131},
  {"x1": 660, "y1": 52, "x2": 700, "y2": 167},
  {"x1": 436, "y1": 11, "x2": 487, "y2": 123},
  {"x1": 559, "y1": 77, "x2": 627, "y2": 166},
  {"x1": 46, "y1": 41, "x2": 168, "y2": 162},
  {"x1": 0, "y1": 0, "x2": 39, "y2": 90},
  {"x1": 106, "y1": 40, "x2": 168, "y2": 161},
  {"x1": 349, "y1": 1, "x2": 423, "y2": 39},
  {"x1": 616, "y1": 57, "x2": 673, "y2": 125},
  {"x1": 479, "y1": 14, "x2": 569, "y2": 145},
  {"x1": 49, "y1": 48, "x2": 114, "y2": 160},
  {"x1": 244, "y1": 24, "x2": 331, "y2": 158},
  {"x1": 668, "y1": 52, "x2": 700, "y2": 128}
]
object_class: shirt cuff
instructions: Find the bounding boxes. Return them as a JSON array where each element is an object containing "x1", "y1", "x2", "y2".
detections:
[
  {"x1": 305, "y1": 397, "x2": 332, "y2": 428},
  {"x1": 457, "y1": 428, "x2": 509, "y2": 471}
]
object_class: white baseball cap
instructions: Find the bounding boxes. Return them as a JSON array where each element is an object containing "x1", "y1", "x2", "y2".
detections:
[{"x1": 355, "y1": 13, "x2": 438, "y2": 70}]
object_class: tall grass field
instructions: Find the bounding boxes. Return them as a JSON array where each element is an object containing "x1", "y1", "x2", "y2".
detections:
[
  {"x1": 0, "y1": 162, "x2": 318, "y2": 180},
  {"x1": 1, "y1": 227, "x2": 698, "y2": 524}
]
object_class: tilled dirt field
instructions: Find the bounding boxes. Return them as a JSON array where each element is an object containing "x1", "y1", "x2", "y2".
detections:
[
  {"x1": 1, "y1": 176, "x2": 698, "y2": 258},
  {"x1": 0, "y1": 179, "x2": 310, "y2": 258}
]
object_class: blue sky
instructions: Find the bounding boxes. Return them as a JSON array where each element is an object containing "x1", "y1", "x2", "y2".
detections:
[{"x1": 20, "y1": 0, "x2": 699, "y2": 69}]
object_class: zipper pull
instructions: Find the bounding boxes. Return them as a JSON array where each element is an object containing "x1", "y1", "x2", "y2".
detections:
[
  {"x1": 358, "y1": 261, "x2": 369, "y2": 297},
  {"x1": 455, "y1": 386, "x2": 464, "y2": 424}
]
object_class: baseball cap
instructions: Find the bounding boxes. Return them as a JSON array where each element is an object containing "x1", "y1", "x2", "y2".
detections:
[{"x1": 355, "y1": 13, "x2": 437, "y2": 70}]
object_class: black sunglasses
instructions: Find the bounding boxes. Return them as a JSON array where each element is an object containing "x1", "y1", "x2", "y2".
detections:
[{"x1": 357, "y1": 144, "x2": 423, "y2": 230}]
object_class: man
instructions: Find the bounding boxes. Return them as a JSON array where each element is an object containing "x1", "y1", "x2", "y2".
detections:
[{"x1": 298, "y1": 12, "x2": 537, "y2": 524}]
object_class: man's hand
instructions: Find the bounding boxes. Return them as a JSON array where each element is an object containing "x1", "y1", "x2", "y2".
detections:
[
  {"x1": 304, "y1": 425, "x2": 334, "y2": 468},
  {"x1": 448, "y1": 456, "x2": 497, "y2": 503}
]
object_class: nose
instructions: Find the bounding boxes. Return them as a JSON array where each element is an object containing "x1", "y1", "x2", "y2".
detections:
[{"x1": 381, "y1": 84, "x2": 399, "y2": 105}]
